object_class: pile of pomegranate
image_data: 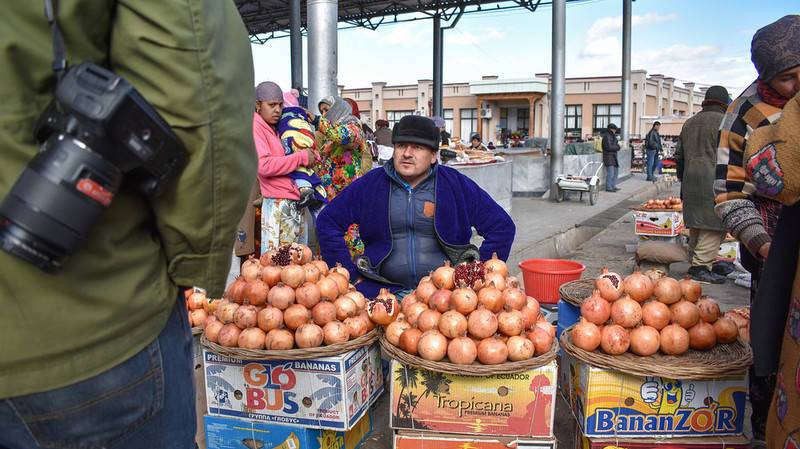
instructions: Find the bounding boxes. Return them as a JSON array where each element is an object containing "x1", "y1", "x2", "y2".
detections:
[
  {"x1": 378, "y1": 255, "x2": 555, "y2": 365},
  {"x1": 202, "y1": 244, "x2": 375, "y2": 350},
  {"x1": 185, "y1": 287, "x2": 215, "y2": 328},
  {"x1": 570, "y1": 268, "x2": 740, "y2": 356},
  {"x1": 641, "y1": 197, "x2": 683, "y2": 211}
]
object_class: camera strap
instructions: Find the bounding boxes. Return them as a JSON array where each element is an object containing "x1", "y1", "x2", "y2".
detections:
[{"x1": 44, "y1": 0, "x2": 67, "y2": 80}]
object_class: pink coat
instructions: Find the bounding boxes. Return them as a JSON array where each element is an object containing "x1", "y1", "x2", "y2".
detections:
[{"x1": 253, "y1": 112, "x2": 309, "y2": 200}]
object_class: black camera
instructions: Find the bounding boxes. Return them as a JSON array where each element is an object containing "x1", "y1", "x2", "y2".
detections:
[{"x1": 0, "y1": 62, "x2": 187, "y2": 273}]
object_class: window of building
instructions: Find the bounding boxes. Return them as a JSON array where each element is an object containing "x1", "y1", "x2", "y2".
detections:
[
  {"x1": 398, "y1": 89, "x2": 404, "y2": 97},
  {"x1": 517, "y1": 108, "x2": 530, "y2": 135},
  {"x1": 499, "y1": 108, "x2": 509, "y2": 130},
  {"x1": 375, "y1": 94, "x2": 379, "y2": 99},
  {"x1": 633, "y1": 83, "x2": 638, "y2": 90},
  {"x1": 564, "y1": 104, "x2": 582, "y2": 134},
  {"x1": 593, "y1": 104, "x2": 622, "y2": 132},
  {"x1": 386, "y1": 110, "x2": 414, "y2": 128},
  {"x1": 443, "y1": 109, "x2": 454, "y2": 134},
  {"x1": 459, "y1": 108, "x2": 478, "y2": 138}
]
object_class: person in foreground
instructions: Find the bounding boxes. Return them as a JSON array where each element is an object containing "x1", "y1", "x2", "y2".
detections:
[
  {"x1": 316, "y1": 115, "x2": 515, "y2": 297},
  {"x1": 675, "y1": 86, "x2": 730, "y2": 284},
  {"x1": 601, "y1": 123, "x2": 621, "y2": 192},
  {"x1": 0, "y1": 2, "x2": 255, "y2": 448}
]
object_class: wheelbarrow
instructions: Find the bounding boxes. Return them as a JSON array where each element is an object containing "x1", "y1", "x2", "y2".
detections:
[{"x1": 554, "y1": 161, "x2": 603, "y2": 205}]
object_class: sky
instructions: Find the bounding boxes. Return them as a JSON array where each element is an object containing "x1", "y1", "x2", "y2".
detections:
[{"x1": 251, "y1": 0, "x2": 798, "y2": 96}]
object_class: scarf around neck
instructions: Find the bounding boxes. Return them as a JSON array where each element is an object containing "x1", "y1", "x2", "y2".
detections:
[{"x1": 757, "y1": 79, "x2": 790, "y2": 108}]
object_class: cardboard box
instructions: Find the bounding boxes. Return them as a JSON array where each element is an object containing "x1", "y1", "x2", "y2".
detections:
[
  {"x1": 394, "y1": 431, "x2": 556, "y2": 449},
  {"x1": 204, "y1": 411, "x2": 372, "y2": 449},
  {"x1": 633, "y1": 210, "x2": 684, "y2": 237},
  {"x1": 567, "y1": 357, "x2": 747, "y2": 438},
  {"x1": 576, "y1": 433, "x2": 750, "y2": 449},
  {"x1": 204, "y1": 343, "x2": 383, "y2": 430},
  {"x1": 389, "y1": 360, "x2": 557, "y2": 438},
  {"x1": 194, "y1": 335, "x2": 208, "y2": 449}
]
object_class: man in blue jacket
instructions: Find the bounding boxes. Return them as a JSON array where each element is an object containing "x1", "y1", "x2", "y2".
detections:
[{"x1": 317, "y1": 115, "x2": 515, "y2": 297}]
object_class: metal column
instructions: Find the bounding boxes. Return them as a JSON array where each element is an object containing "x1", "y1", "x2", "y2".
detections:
[
  {"x1": 621, "y1": 0, "x2": 632, "y2": 152},
  {"x1": 289, "y1": 0, "x2": 303, "y2": 91},
  {"x1": 549, "y1": 0, "x2": 566, "y2": 200},
  {"x1": 307, "y1": 0, "x2": 338, "y2": 111},
  {"x1": 432, "y1": 14, "x2": 444, "y2": 118}
]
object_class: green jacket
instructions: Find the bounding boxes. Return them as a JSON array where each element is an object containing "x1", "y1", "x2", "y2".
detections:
[
  {"x1": 675, "y1": 103, "x2": 726, "y2": 231},
  {"x1": 0, "y1": 1, "x2": 256, "y2": 397}
]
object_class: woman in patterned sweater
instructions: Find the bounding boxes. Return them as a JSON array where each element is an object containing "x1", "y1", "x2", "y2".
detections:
[{"x1": 713, "y1": 15, "x2": 800, "y2": 444}]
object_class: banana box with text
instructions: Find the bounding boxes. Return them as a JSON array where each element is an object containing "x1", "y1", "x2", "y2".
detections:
[
  {"x1": 394, "y1": 430, "x2": 556, "y2": 449},
  {"x1": 565, "y1": 357, "x2": 746, "y2": 438},
  {"x1": 633, "y1": 210, "x2": 684, "y2": 237},
  {"x1": 204, "y1": 343, "x2": 383, "y2": 431},
  {"x1": 204, "y1": 411, "x2": 372, "y2": 449},
  {"x1": 389, "y1": 360, "x2": 557, "y2": 437},
  {"x1": 576, "y1": 433, "x2": 750, "y2": 449}
]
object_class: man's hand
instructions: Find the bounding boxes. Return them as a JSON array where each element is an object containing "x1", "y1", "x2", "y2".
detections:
[
  {"x1": 758, "y1": 242, "x2": 771, "y2": 259},
  {"x1": 305, "y1": 109, "x2": 316, "y2": 122},
  {"x1": 305, "y1": 148, "x2": 318, "y2": 166}
]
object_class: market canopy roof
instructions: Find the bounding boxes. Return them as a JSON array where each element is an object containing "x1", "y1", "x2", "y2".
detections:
[{"x1": 235, "y1": 0, "x2": 580, "y2": 43}]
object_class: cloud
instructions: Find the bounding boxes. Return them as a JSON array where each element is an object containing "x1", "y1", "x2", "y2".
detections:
[
  {"x1": 357, "y1": 22, "x2": 428, "y2": 46},
  {"x1": 586, "y1": 13, "x2": 679, "y2": 42},
  {"x1": 445, "y1": 28, "x2": 505, "y2": 45}
]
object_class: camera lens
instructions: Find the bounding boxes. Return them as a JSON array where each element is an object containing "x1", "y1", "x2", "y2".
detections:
[{"x1": 0, "y1": 135, "x2": 121, "y2": 273}]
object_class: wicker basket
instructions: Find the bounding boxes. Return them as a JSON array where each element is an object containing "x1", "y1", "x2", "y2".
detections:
[
  {"x1": 560, "y1": 324, "x2": 752, "y2": 380},
  {"x1": 379, "y1": 335, "x2": 558, "y2": 376},
  {"x1": 201, "y1": 329, "x2": 378, "y2": 360},
  {"x1": 558, "y1": 279, "x2": 594, "y2": 307},
  {"x1": 192, "y1": 326, "x2": 203, "y2": 336}
]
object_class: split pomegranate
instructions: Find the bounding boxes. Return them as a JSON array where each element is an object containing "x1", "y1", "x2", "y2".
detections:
[
  {"x1": 629, "y1": 325, "x2": 660, "y2": 356},
  {"x1": 610, "y1": 296, "x2": 642, "y2": 328},
  {"x1": 268, "y1": 283, "x2": 295, "y2": 310},
  {"x1": 654, "y1": 277, "x2": 682, "y2": 305},
  {"x1": 418, "y1": 330, "x2": 449, "y2": 361},
  {"x1": 688, "y1": 322, "x2": 716, "y2": 350},
  {"x1": 218, "y1": 324, "x2": 243, "y2": 347},
  {"x1": 679, "y1": 276, "x2": 702, "y2": 302},
  {"x1": 399, "y1": 328, "x2": 423, "y2": 355},
  {"x1": 713, "y1": 317, "x2": 739, "y2": 344},
  {"x1": 311, "y1": 300, "x2": 337, "y2": 326},
  {"x1": 451, "y1": 287, "x2": 478, "y2": 315},
  {"x1": 670, "y1": 300, "x2": 700, "y2": 329},
  {"x1": 454, "y1": 261, "x2": 485, "y2": 290},
  {"x1": 429, "y1": 289, "x2": 452, "y2": 313},
  {"x1": 467, "y1": 308, "x2": 498, "y2": 339},
  {"x1": 477, "y1": 337, "x2": 509, "y2": 364},
  {"x1": 439, "y1": 310, "x2": 468, "y2": 338},
  {"x1": 432, "y1": 261, "x2": 456, "y2": 290},
  {"x1": 641, "y1": 300, "x2": 672, "y2": 330},
  {"x1": 596, "y1": 267, "x2": 624, "y2": 301},
  {"x1": 447, "y1": 337, "x2": 478, "y2": 364},
  {"x1": 581, "y1": 290, "x2": 611, "y2": 325},
  {"x1": 483, "y1": 252, "x2": 508, "y2": 277},
  {"x1": 257, "y1": 306, "x2": 283, "y2": 332},
  {"x1": 507, "y1": 335, "x2": 535, "y2": 361},
  {"x1": 623, "y1": 270, "x2": 655, "y2": 302},
  {"x1": 367, "y1": 289, "x2": 400, "y2": 325},
  {"x1": 571, "y1": 318, "x2": 602, "y2": 352},
  {"x1": 659, "y1": 324, "x2": 690, "y2": 355},
  {"x1": 600, "y1": 324, "x2": 630, "y2": 355},
  {"x1": 295, "y1": 323, "x2": 325, "y2": 348},
  {"x1": 238, "y1": 327, "x2": 266, "y2": 349},
  {"x1": 323, "y1": 321, "x2": 351, "y2": 345},
  {"x1": 696, "y1": 297, "x2": 720, "y2": 323}
]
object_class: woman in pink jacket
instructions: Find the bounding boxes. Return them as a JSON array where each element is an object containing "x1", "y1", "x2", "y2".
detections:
[{"x1": 254, "y1": 82, "x2": 317, "y2": 253}]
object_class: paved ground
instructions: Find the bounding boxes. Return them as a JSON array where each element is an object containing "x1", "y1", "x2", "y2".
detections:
[{"x1": 362, "y1": 173, "x2": 752, "y2": 449}]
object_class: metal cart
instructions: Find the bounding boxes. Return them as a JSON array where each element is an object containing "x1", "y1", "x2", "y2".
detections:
[{"x1": 555, "y1": 161, "x2": 603, "y2": 205}]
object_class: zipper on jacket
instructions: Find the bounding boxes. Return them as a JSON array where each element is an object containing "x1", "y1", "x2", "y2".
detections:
[{"x1": 407, "y1": 188, "x2": 416, "y2": 286}]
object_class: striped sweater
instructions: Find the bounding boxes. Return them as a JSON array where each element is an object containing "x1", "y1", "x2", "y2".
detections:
[{"x1": 714, "y1": 81, "x2": 784, "y2": 256}]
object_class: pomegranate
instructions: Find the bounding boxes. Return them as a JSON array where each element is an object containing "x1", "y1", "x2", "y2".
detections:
[
  {"x1": 484, "y1": 272, "x2": 506, "y2": 292},
  {"x1": 428, "y1": 289, "x2": 452, "y2": 313},
  {"x1": 670, "y1": 300, "x2": 700, "y2": 329},
  {"x1": 330, "y1": 263, "x2": 351, "y2": 282},
  {"x1": 623, "y1": 270, "x2": 655, "y2": 303},
  {"x1": 439, "y1": 310, "x2": 468, "y2": 338},
  {"x1": 233, "y1": 305, "x2": 259, "y2": 329},
  {"x1": 317, "y1": 277, "x2": 339, "y2": 301},
  {"x1": 641, "y1": 300, "x2": 671, "y2": 330},
  {"x1": 385, "y1": 319, "x2": 411, "y2": 347},
  {"x1": 218, "y1": 323, "x2": 243, "y2": 347},
  {"x1": 216, "y1": 301, "x2": 239, "y2": 324},
  {"x1": 467, "y1": 308, "x2": 498, "y2": 339},
  {"x1": 679, "y1": 276, "x2": 702, "y2": 302},
  {"x1": 323, "y1": 321, "x2": 351, "y2": 345},
  {"x1": 311, "y1": 258, "x2": 329, "y2": 276},
  {"x1": 507, "y1": 335, "x2": 535, "y2": 361},
  {"x1": 344, "y1": 315, "x2": 370, "y2": 338},
  {"x1": 416, "y1": 277, "x2": 437, "y2": 301},
  {"x1": 283, "y1": 304, "x2": 311, "y2": 330},
  {"x1": 528, "y1": 326, "x2": 554, "y2": 355},
  {"x1": 295, "y1": 282, "x2": 321, "y2": 309},
  {"x1": 713, "y1": 317, "x2": 739, "y2": 344},
  {"x1": 367, "y1": 289, "x2": 400, "y2": 325},
  {"x1": 478, "y1": 283, "x2": 504, "y2": 313},
  {"x1": 451, "y1": 287, "x2": 478, "y2": 315},
  {"x1": 610, "y1": 296, "x2": 642, "y2": 328},
  {"x1": 571, "y1": 318, "x2": 601, "y2": 352},
  {"x1": 295, "y1": 323, "x2": 325, "y2": 348},
  {"x1": 432, "y1": 261, "x2": 456, "y2": 290},
  {"x1": 696, "y1": 297, "x2": 720, "y2": 323},
  {"x1": 502, "y1": 287, "x2": 527, "y2": 310},
  {"x1": 265, "y1": 329, "x2": 294, "y2": 350},
  {"x1": 497, "y1": 310, "x2": 525, "y2": 336},
  {"x1": 483, "y1": 252, "x2": 508, "y2": 277},
  {"x1": 399, "y1": 328, "x2": 423, "y2": 355},
  {"x1": 418, "y1": 330, "x2": 448, "y2": 361},
  {"x1": 600, "y1": 324, "x2": 630, "y2": 355},
  {"x1": 204, "y1": 319, "x2": 224, "y2": 343},
  {"x1": 280, "y1": 264, "x2": 306, "y2": 289},
  {"x1": 189, "y1": 309, "x2": 208, "y2": 328},
  {"x1": 654, "y1": 277, "x2": 682, "y2": 305},
  {"x1": 257, "y1": 306, "x2": 283, "y2": 332},
  {"x1": 417, "y1": 309, "x2": 442, "y2": 332},
  {"x1": 187, "y1": 289, "x2": 207, "y2": 310},
  {"x1": 405, "y1": 302, "x2": 428, "y2": 327},
  {"x1": 660, "y1": 324, "x2": 690, "y2": 355},
  {"x1": 629, "y1": 325, "x2": 660, "y2": 356},
  {"x1": 477, "y1": 337, "x2": 509, "y2": 364},
  {"x1": 238, "y1": 327, "x2": 266, "y2": 349},
  {"x1": 581, "y1": 290, "x2": 611, "y2": 325},
  {"x1": 303, "y1": 264, "x2": 321, "y2": 284},
  {"x1": 260, "y1": 265, "x2": 282, "y2": 287},
  {"x1": 311, "y1": 301, "x2": 337, "y2": 326},
  {"x1": 344, "y1": 290, "x2": 367, "y2": 311},
  {"x1": 268, "y1": 283, "x2": 295, "y2": 310},
  {"x1": 688, "y1": 322, "x2": 717, "y2": 350},
  {"x1": 447, "y1": 337, "x2": 478, "y2": 365},
  {"x1": 334, "y1": 296, "x2": 358, "y2": 321},
  {"x1": 327, "y1": 272, "x2": 349, "y2": 295},
  {"x1": 596, "y1": 267, "x2": 624, "y2": 301},
  {"x1": 225, "y1": 277, "x2": 247, "y2": 303},
  {"x1": 240, "y1": 257, "x2": 261, "y2": 282}
]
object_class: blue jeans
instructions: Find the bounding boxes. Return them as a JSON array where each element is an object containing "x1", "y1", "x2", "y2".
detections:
[
  {"x1": 605, "y1": 165, "x2": 618, "y2": 190},
  {"x1": 0, "y1": 295, "x2": 197, "y2": 449},
  {"x1": 646, "y1": 149, "x2": 658, "y2": 180}
]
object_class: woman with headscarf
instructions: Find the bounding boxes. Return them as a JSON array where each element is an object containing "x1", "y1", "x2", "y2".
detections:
[
  {"x1": 253, "y1": 81, "x2": 317, "y2": 253},
  {"x1": 713, "y1": 15, "x2": 800, "y2": 445}
]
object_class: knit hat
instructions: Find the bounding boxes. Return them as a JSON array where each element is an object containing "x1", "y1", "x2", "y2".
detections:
[
  {"x1": 344, "y1": 98, "x2": 360, "y2": 119},
  {"x1": 375, "y1": 119, "x2": 390, "y2": 128},
  {"x1": 255, "y1": 81, "x2": 283, "y2": 102},
  {"x1": 751, "y1": 15, "x2": 800, "y2": 81},
  {"x1": 704, "y1": 85, "x2": 730, "y2": 105},
  {"x1": 318, "y1": 96, "x2": 334, "y2": 108},
  {"x1": 392, "y1": 116, "x2": 439, "y2": 151},
  {"x1": 283, "y1": 91, "x2": 299, "y2": 107}
]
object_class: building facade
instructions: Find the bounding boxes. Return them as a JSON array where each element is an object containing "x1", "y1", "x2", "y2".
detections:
[{"x1": 342, "y1": 70, "x2": 706, "y2": 142}]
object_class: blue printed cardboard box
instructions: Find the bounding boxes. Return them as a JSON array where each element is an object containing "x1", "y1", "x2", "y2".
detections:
[
  {"x1": 204, "y1": 342, "x2": 383, "y2": 431},
  {"x1": 204, "y1": 410, "x2": 372, "y2": 449}
]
